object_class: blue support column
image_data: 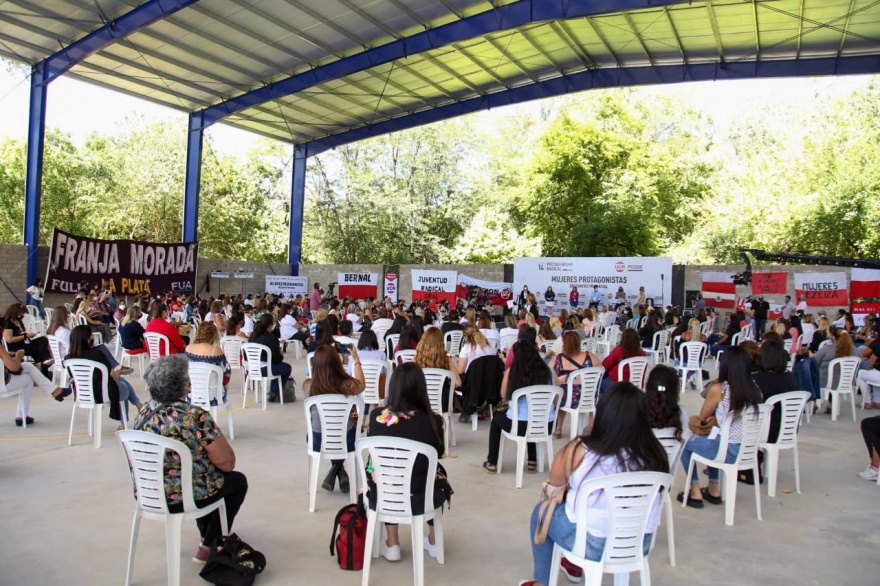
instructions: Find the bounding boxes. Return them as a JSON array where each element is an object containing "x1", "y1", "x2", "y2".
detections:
[
  {"x1": 183, "y1": 112, "x2": 204, "y2": 242},
  {"x1": 23, "y1": 63, "x2": 48, "y2": 288},
  {"x1": 288, "y1": 146, "x2": 307, "y2": 276}
]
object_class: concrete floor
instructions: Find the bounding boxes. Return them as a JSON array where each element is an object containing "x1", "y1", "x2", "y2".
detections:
[{"x1": 2, "y1": 353, "x2": 879, "y2": 586}]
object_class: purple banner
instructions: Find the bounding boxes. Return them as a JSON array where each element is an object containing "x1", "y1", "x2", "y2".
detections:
[{"x1": 46, "y1": 228, "x2": 198, "y2": 295}]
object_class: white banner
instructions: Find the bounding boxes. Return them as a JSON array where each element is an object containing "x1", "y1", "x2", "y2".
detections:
[
  {"x1": 793, "y1": 272, "x2": 848, "y2": 307},
  {"x1": 234, "y1": 270, "x2": 254, "y2": 279},
  {"x1": 411, "y1": 269, "x2": 458, "y2": 306},
  {"x1": 514, "y1": 257, "x2": 672, "y2": 310},
  {"x1": 210, "y1": 270, "x2": 229, "y2": 279},
  {"x1": 384, "y1": 272, "x2": 399, "y2": 303},
  {"x1": 456, "y1": 274, "x2": 513, "y2": 305},
  {"x1": 265, "y1": 275, "x2": 308, "y2": 297}
]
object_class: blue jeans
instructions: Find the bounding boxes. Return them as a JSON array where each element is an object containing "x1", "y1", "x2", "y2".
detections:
[
  {"x1": 29, "y1": 299, "x2": 44, "y2": 319},
  {"x1": 117, "y1": 377, "x2": 140, "y2": 420},
  {"x1": 262, "y1": 361, "x2": 292, "y2": 392},
  {"x1": 680, "y1": 434, "x2": 740, "y2": 483},
  {"x1": 311, "y1": 428, "x2": 355, "y2": 467},
  {"x1": 529, "y1": 500, "x2": 652, "y2": 585}
]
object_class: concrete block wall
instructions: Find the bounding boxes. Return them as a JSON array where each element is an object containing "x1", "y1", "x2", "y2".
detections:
[{"x1": 0, "y1": 245, "x2": 29, "y2": 310}]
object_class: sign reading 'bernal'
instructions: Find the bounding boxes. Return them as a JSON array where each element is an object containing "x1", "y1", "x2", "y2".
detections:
[{"x1": 45, "y1": 228, "x2": 198, "y2": 294}]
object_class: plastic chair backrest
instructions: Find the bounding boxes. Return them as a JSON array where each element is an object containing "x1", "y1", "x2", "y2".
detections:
[
  {"x1": 191, "y1": 314, "x2": 202, "y2": 326},
  {"x1": 444, "y1": 330, "x2": 464, "y2": 356},
  {"x1": 509, "y1": 385, "x2": 562, "y2": 438},
  {"x1": 730, "y1": 332, "x2": 742, "y2": 347},
  {"x1": 77, "y1": 313, "x2": 88, "y2": 326},
  {"x1": 571, "y1": 471, "x2": 672, "y2": 573},
  {"x1": 500, "y1": 334, "x2": 518, "y2": 350},
  {"x1": 356, "y1": 436, "x2": 437, "y2": 521},
  {"x1": 566, "y1": 366, "x2": 604, "y2": 411},
  {"x1": 651, "y1": 329, "x2": 668, "y2": 353},
  {"x1": 763, "y1": 391, "x2": 811, "y2": 446},
  {"x1": 394, "y1": 349, "x2": 416, "y2": 365},
  {"x1": 617, "y1": 357, "x2": 650, "y2": 390},
  {"x1": 64, "y1": 358, "x2": 109, "y2": 408},
  {"x1": 240, "y1": 343, "x2": 270, "y2": 378},
  {"x1": 220, "y1": 337, "x2": 243, "y2": 368},
  {"x1": 117, "y1": 430, "x2": 199, "y2": 515},
  {"x1": 700, "y1": 320, "x2": 710, "y2": 336},
  {"x1": 143, "y1": 332, "x2": 170, "y2": 360},
  {"x1": 680, "y1": 341, "x2": 706, "y2": 368},
  {"x1": 360, "y1": 358, "x2": 390, "y2": 404},
  {"x1": 385, "y1": 334, "x2": 401, "y2": 359},
  {"x1": 783, "y1": 338, "x2": 792, "y2": 353},
  {"x1": 0, "y1": 362, "x2": 10, "y2": 396},
  {"x1": 580, "y1": 337, "x2": 597, "y2": 354},
  {"x1": 188, "y1": 362, "x2": 225, "y2": 409},
  {"x1": 818, "y1": 339, "x2": 833, "y2": 349},
  {"x1": 372, "y1": 325, "x2": 390, "y2": 351},
  {"x1": 46, "y1": 334, "x2": 66, "y2": 362},
  {"x1": 827, "y1": 356, "x2": 861, "y2": 391},
  {"x1": 422, "y1": 368, "x2": 454, "y2": 415},
  {"x1": 716, "y1": 405, "x2": 769, "y2": 469},
  {"x1": 604, "y1": 325, "x2": 621, "y2": 343},
  {"x1": 304, "y1": 395, "x2": 364, "y2": 456},
  {"x1": 22, "y1": 314, "x2": 40, "y2": 334},
  {"x1": 26, "y1": 305, "x2": 40, "y2": 319},
  {"x1": 651, "y1": 427, "x2": 686, "y2": 477},
  {"x1": 538, "y1": 340, "x2": 553, "y2": 356},
  {"x1": 44, "y1": 307, "x2": 54, "y2": 324}
]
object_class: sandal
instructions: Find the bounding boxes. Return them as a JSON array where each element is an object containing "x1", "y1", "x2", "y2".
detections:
[
  {"x1": 527, "y1": 461, "x2": 538, "y2": 474},
  {"x1": 553, "y1": 429, "x2": 563, "y2": 439},
  {"x1": 482, "y1": 461, "x2": 497, "y2": 473}
]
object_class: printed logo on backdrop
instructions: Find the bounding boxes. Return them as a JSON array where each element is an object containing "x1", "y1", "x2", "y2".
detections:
[
  {"x1": 615, "y1": 261, "x2": 625, "y2": 273},
  {"x1": 455, "y1": 274, "x2": 513, "y2": 306},
  {"x1": 45, "y1": 228, "x2": 198, "y2": 294},
  {"x1": 265, "y1": 275, "x2": 308, "y2": 297}
]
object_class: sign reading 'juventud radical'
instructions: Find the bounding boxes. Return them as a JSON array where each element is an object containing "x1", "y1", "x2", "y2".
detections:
[{"x1": 46, "y1": 228, "x2": 199, "y2": 294}]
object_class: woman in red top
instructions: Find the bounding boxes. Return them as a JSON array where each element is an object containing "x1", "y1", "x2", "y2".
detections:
[
  {"x1": 145, "y1": 302, "x2": 187, "y2": 355},
  {"x1": 600, "y1": 328, "x2": 645, "y2": 392}
]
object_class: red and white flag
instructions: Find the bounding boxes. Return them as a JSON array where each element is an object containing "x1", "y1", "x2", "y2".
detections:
[
  {"x1": 701, "y1": 272, "x2": 736, "y2": 309},
  {"x1": 851, "y1": 268, "x2": 880, "y2": 320},
  {"x1": 337, "y1": 272, "x2": 379, "y2": 300}
]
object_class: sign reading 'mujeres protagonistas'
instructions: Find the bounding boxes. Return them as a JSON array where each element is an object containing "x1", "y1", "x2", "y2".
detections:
[{"x1": 46, "y1": 228, "x2": 198, "y2": 294}]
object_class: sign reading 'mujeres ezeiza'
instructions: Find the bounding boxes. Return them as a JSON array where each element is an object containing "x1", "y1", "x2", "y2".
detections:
[{"x1": 45, "y1": 228, "x2": 199, "y2": 294}]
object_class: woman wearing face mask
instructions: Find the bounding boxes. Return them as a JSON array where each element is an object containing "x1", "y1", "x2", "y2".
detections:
[{"x1": 3, "y1": 303, "x2": 52, "y2": 366}]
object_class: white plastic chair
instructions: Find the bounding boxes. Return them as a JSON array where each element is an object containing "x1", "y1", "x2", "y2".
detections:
[
  {"x1": 356, "y1": 436, "x2": 445, "y2": 586},
  {"x1": 618, "y1": 356, "x2": 650, "y2": 390},
  {"x1": 385, "y1": 334, "x2": 401, "y2": 360},
  {"x1": 304, "y1": 395, "x2": 364, "y2": 511},
  {"x1": 537, "y1": 340, "x2": 554, "y2": 359},
  {"x1": 560, "y1": 366, "x2": 604, "y2": 440},
  {"x1": 580, "y1": 337, "x2": 597, "y2": 355},
  {"x1": 143, "y1": 332, "x2": 170, "y2": 364},
  {"x1": 652, "y1": 427, "x2": 688, "y2": 567},
  {"x1": 372, "y1": 325, "x2": 391, "y2": 353},
  {"x1": 422, "y1": 368, "x2": 455, "y2": 452},
  {"x1": 359, "y1": 358, "x2": 390, "y2": 412},
  {"x1": 500, "y1": 333, "x2": 518, "y2": 352},
  {"x1": 547, "y1": 471, "x2": 672, "y2": 586},
  {"x1": 760, "y1": 391, "x2": 810, "y2": 498},
  {"x1": 22, "y1": 313, "x2": 43, "y2": 336},
  {"x1": 497, "y1": 385, "x2": 562, "y2": 489},
  {"x1": 65, "y1": 358, "x2": 127, "y2": 448},
  {"x1": 683, "y1": 404, "x2": 771, "y2": 525},
  {"x1": 26, "y1": 304, "x2": 40, "y2": 320},
  {"x1": 113, "y1": 317, "x2": 123, "y2": 358},
  {"x1": 45, "y1": 334, "x2": 69, "y2": 388},
  {"x1": 822, "y1": 357, "x2": 860, "y2": 422},
  {"x1": 646, "y1": 330, "x2": 669, "y2": 367},
  {"x1": 219, "y1": 336, "x2": 245, "y2": 391},
  {"x1": 188, "y1": 362, "x2": 234, "y2": 440},
  {"x1": 240, "y1": 343, "x2": 282, "y2": 410},
  {"x1": 393, "y1": 349, "x2": 416, "y2": 366},
  {"x1": 444, "y1": 330, "x2": 464, "y2": 357},
  {"x1": 595, "y1": 325, "x2": 621, "y2": 357},
  {"x1": 0, "y1": 362, "x2": 28, "y2": 427},
  {"x1": 677, "y1": 341, "x2": 707, "y2": 392},
  {"x1": 700, "y1": 320, "x2": 710, "y2": 336},
  {"x1": 120, "y1": 348, "x2": 149, "y2": 380},
  {"x1": 117, "y1": 430, "x2": 229, "y2": 586}
]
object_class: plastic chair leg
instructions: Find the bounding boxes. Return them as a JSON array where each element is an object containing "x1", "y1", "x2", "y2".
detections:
[
  {"x1": 307, "y1": 455, "x2": 320, "y2": 512},
  {"x1": 793, "y1": 445, "x2": 801, "y2": 494},
  {"x1": 432, "y1": 509, "x2": 445, "y2": 565},
  {"x1": 752, "y1": 465, "x2": 763, "y2": 521},
  {"x1": 125, "y1": 510, "x2": 141, "y2": 586},
  {"x1": 411, "y1": 515, "x2": 425, "y2": 586},
  {"x1": 663, "y1": 490, "x2": 676, "y2": 566},
  {"x1": 68, "y1": 404, "x2": 77, "y2": 446},
  {"x1": 548, "y1": 545, "x2": 563, "y2": 586},
  {"x1": 515, "y1": 439, "x2": 525, "y2": 490},
  {"x1": 361, "y1": 511, "x2": 377, "y2": 586},
  {"x1": 849, "y1": 392, "x2": 856, "y2": 422},
  {"x1": 225, "y1": 403, "x2": 234, "y2": 440},
  {"x1": 346, "y1": 453, "x2": 358, "y2": 503},
  {"x1": 496, "y1": 436, "x2": 506, "y2": 475},
  {"x1": 722, "y1": 468, "x2": 738, "y2": 525},
  {"x1": 765, "y1": 447, "x2": 779, "y2": 498},
  {"x1": 568, "y1": 412, "x2": 581, "y2": 441},
  {"x1": 448, "y1": 414, "x2": 456, "y2": 447},
  {"x1": 165, "y1": 514, "x2": 184, "y2": 586},
  {"x1": 94, "y1": 406, "x2": 104, "y2": 448},
  {"x1": 613, "y1": 572, "x2": 630, "y2": 586}
]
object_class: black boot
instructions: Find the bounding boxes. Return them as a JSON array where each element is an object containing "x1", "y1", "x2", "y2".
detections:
[
  {"x1": 337, "y1": 466, "x2": 350, "y2": 494},
  {"x1": 321, "y1": 464, "x2": 339, "y2": 492}
]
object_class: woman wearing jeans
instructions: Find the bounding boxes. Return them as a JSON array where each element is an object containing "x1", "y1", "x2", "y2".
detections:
[{"x1": 677, "y1": 345, "x2": 762, "y2": 507}]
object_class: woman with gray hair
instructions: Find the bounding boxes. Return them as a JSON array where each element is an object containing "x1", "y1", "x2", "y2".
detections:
[{"x1": 133, "y1": 355, "x2": 248, "y2": 563}]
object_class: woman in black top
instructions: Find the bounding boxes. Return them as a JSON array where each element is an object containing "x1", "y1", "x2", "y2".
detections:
[
  {"x1": 248, "y1": 314, "x2": 292, "y2": 392},
  {"x1": 3, "y1": 303, "x2": 51, "y2": 365},
  {"x1": 753, "y1": 341, "x2": 796, "y2": 443},
  {"x1": 368, "y1": 363, "x2": 446, "y2": 562}
]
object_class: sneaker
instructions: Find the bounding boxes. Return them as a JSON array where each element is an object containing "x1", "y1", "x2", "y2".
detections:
[
  {"x1": 560, "y1": 557, "x2": 583, "y2": 583},
  {"x1": 380, "y1": 541, "x2": 401, "y2": 562},
  {"x1": 423, "y1": 535, "x2": 438, "y2": 559},
  {"x1": 192, "y1": 545, "x2": 211, "y2": 563},
  {"x1": 857, "y1": 465, "x2": 878, "y2": 481}
]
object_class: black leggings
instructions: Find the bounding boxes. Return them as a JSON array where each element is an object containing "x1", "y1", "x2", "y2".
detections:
[
  {"x1": 486, "y1": 412, "x2": 552, "y2": 466},
  {"x1": 861, "y1": 416, "x2": 880, "y2": 458},
  {"x1": 168, "y1": 470, "x2": 248, "y2": 547}
]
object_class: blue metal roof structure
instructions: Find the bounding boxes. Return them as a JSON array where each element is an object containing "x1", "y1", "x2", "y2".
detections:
[{"x1": 1, "y1": 0, "x2": 879, "y2": 282}]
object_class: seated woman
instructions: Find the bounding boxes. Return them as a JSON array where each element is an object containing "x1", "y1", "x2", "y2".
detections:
[
  {"x1": 367, "y1": 363, "x2": 448, "y2": 561},
  {"x1": 225, "y1": 312, "x2": 248, "y2": 339},
  {"x1": 185, "y1": 322, "x2": 231, "y2": 405},
  {"x1": 548, "y1": 316, "x2": 563, "y2": 338},
  {"x1": 813, "y1": 328, "x2": 860, "y2": 392},
  {"x1": 47, "y1": 305, "x2": 73, "y2": 358},
  {"x1": 638, "y1": 312, "x2": 662, "y2": 349},
  {"x1": 278, "y1": 304, "x2": 310, "y2": 349},
  {"x1": 500, "y1": 313, "x2": 519, "y2": 339},
  {"x1": 133, "y1": 355, "x2": 247, "y2": 563},
  {"x1": 3, "y1": 303, "x2": 52, "y2": 367},
  {"x1": 457, "y1": 326, "x2": 494, "y2": 374},
  {"x1": 118, "y1": 306, "x2": 148, "y2": 355},
  {"x1": 708, "y1": 314, "x2": 740, "y2": 357},
  {"x1": 248, "y1": 314, "x2": 293, "y2": 396},
  {"x1": 600, "y1": 328, "x2": 645, "y2": 392},
  {"x1": 753, "y1": 341, "x2": 798, "y2": 443},
  {"x1": 356, "y1": 329, "x2": 387, "y2": 362},
  {"x1": 304, "y1": 345, "x2": 365, "y2": 493},
  {"x1": 645, "y1": 364, "x2": 688, "y2": 436},
  {"x1": 67, "y1": 324, "x2": 141, "y2": 424},
  {"x1": 393, "y1": 324, "x2": 421, "y2": 356},
  {"x1": 0, "y1": 342, "x2": 70, "y2": 426},
  {"x1": 144, "y1": 303, "x2": 187, "y2": 355},
  {"x1": 536, "y1": 322, "x2": 556, "y2": 347},
  {"x1": 76, "y1": 297, "x2": 112, "y2": 344},
  {"x1": 552, "y1": 331, "x2": 601, "y2": 439},
  {"x1": 484, "y1": 335, "x2": 557, "y2": 474},
  {"x1": 478, "y1": 311, "x2": 500, "y2": 344},
  {"x1": 205, "y1": 300, "x2": 226, "y2": 333},
  {"x1": 519, "y1": 382, "x2": 669, "y2": 586},
  {"x1": 677, "y1": 346, "x2": 762, "y2": 507},
  {"x1": 414, "y1": 326, "x2": 464, "y2": 417}
]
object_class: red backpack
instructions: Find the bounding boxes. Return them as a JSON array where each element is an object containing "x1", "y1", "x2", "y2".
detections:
[{"x1": 330, "y1": 497, "x2": 367, "y2": 570}]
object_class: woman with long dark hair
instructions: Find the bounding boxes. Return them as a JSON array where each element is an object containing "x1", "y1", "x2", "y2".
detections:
[
  {"x1": 248, "y1": 314, "x2": 292, "y2": 394},
  {"x1": 484, "y1": 337, "x2": 557, "y2": 474},
  {"x1": 520, "y1": 382, "x2": 669, "y2": 586},
  {"x1": 305, "y1": 345, "x2": 365, "y2": 493},
  {"x1": 3, "y1": 303, "x2": 52, "y2": 366},
  {"x1": 367, "y1": 363, "x2": 446, "y2": 561},
  {"x1": 677, "y1": 345, "x2": 762, "y2": 507},
  {"x1": 600, "y1": 328, "x2": 645, "y2": 392},
  {"x1": 645, "y1": 364, "x2": 687, "y2": 439}
]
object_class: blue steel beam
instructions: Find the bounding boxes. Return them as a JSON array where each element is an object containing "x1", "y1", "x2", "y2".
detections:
[
  {"x1": 183, "y1": 112, "x2": 204, "y2": 242},
  {"x1": 300, "y1": 55, "x2": 880, "y2": 157},
  {"x1": 23, "y1": 0, "x2": 201, "y2": 288},
  {"x1": 199, "y1": 0, "x2": 693, "y2": 128},
  {"x1": 288, "y1": 147, "x2": 308, "y2": 276}
]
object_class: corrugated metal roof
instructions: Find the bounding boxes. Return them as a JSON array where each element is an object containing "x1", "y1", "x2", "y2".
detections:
[{"x1": 1, "y1": 0, "x2": 878, "y2": 146}]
